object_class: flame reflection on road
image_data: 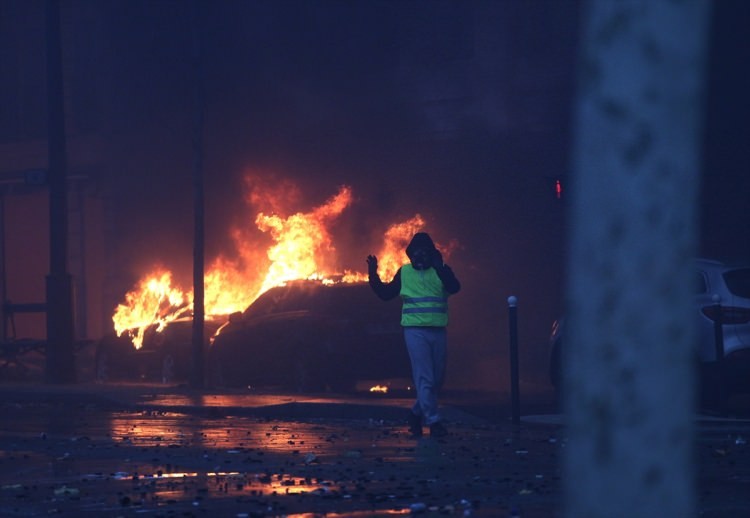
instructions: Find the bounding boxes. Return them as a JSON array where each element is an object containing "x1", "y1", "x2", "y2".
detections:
[
  {"x1": 112, "y1": 470, "x2": 339, "y2": 497},
  {"x1": 107, "y1": 410, "x2": 415, "y2": 462},
  {"x1": 105, "y1": 412, "x2": 422, "y2": 512}
]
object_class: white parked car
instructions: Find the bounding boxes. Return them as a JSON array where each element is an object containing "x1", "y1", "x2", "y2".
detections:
[{"x1": 549, "y1": 258, "x2": 750, "y2": 407}]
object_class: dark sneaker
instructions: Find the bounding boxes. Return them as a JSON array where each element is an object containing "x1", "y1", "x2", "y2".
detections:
[
  {"x1": 408, "y1": 412, "x2": 423, "y2": 438},
  {"x1": 429, "y1": 421, "x2": 448, "y2": 438}
]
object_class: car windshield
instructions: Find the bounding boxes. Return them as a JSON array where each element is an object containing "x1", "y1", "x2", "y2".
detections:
[
  {"x1": 326, "y1": 284, "x2": 370, "y2": 310},
  {"x1": 242, "y1": 282, "x2": 325, "y2": 318},
  {"x1": 723, "y1": 268, "x2": 750, "y2": 298}
]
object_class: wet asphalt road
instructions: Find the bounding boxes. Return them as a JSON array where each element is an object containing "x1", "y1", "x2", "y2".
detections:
[
  {"x1": 0, "y1": 386, "x2": 562, "y2": 517},
  {"x1": 0, "y1": 382, "x2": 749, "y2": 517}
]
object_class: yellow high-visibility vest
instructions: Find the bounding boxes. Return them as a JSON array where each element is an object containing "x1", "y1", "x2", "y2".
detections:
[{"x1": 400, "y1": 264, "x2": 449, "y2": 327}]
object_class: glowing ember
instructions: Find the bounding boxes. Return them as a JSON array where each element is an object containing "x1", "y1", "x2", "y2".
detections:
[
  {"x1": 369, "y1": 385, "x2": 389, "y2": 393},
  {"x1": 111, "y1": 182, "x2": 449, "y2": 350}
]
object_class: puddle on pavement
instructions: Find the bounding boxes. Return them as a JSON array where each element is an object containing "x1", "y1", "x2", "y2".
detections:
[
  {"x1": 143, "y1": 393, "x2": 301, "y2": 408},
  {"x1": 111, "y1": 469, "x2": 340, "y2": 496}
]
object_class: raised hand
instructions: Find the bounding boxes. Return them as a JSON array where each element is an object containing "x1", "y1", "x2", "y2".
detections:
[{"x1": 366, "y1": 255, "x2": 378, "y2": 276}]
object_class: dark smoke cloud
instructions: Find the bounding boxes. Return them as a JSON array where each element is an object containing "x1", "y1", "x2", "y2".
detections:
[
  {"x1": 5, "y1": 0, "x2": 746, "y2": 391},
  {"x1": 94, "y1": 1, "x2": 580, "y2": 391}
]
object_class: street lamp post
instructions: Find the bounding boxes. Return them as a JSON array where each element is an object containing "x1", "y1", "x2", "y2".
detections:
[{"x1": 45, "y1": 0, "x2": 75, "y2": 383}]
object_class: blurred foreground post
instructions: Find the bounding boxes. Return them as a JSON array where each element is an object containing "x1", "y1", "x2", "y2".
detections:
[
  {"x1": 507, "y1": 296, "x2": 520, "y2": 425},
  {"x1": 564, "y1": 1, "x2": 710, "y2": 516}
]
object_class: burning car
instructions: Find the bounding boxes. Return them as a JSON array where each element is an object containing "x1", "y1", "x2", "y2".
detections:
[
  {"x1": 100, "y1": 184, "x2": 433, "y2": 389},
  {"x1": 95, "y1": 315, "x2": 225, "y2": 384},
  {"x1": 208, "y1": 280, "x2": 411, "y2": 392}
]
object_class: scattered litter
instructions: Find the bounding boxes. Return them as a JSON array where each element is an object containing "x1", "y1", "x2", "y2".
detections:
[
  {"x1": 81, "y1": 473, "x2": 106, "y2": 481},
  {"x1": 312, "y1": 486, "x2": 334, "y2": 496},
  {"x1": 304, "y1": 453, "x2": 318, "y2": 464},
  {"x1": 54, "y1": 486, "x2": 79, "y2": 497}
]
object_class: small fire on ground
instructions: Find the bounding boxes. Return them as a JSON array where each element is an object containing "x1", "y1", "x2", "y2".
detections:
[{"x1": 112, "y1": 180, "x2": 450, "y2": 349}]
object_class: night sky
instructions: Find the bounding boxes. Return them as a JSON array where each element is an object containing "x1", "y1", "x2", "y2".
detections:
[{"x1": 0, "y1": 0, "x2": 747, "y2": 390}]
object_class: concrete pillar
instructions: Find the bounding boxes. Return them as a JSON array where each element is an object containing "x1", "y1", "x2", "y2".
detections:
[{"x1": 564, "y1": 1, "x2": 711, "y2": 516}]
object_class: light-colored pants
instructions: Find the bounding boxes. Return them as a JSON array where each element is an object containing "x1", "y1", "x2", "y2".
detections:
[{"x1": 404, "y1": 326, "x2": 447, "y2": 425}]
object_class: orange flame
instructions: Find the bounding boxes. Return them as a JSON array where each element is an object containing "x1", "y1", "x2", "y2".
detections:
[
  {"x1": 112, "y1": 270, "x2": 190, "y2": 349},
  {"x1": 111, "y1": 183, "x2": 439, "y2": 349},
  {"x1": 375, "y1": 214, "x2": 425, "y2": 280},
  {"x1": 255, "y1": 186, "x2": 352, "y2": 295}
]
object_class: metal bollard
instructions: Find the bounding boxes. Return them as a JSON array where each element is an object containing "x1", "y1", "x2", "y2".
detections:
[
  {"x1": 711, "y1": 294, "x2": 726, "y2": 411},
  {"x1": 712, "y1": 294, "x2": 724, "y2": 361},
  {"x1": 508, "y1": 296, "x2": 520, "y2": 425}
]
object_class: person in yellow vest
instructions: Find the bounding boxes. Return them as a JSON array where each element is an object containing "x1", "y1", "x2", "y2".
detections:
[{"x1": 366, "y1": 232, "x2": 460, "y2": 438}]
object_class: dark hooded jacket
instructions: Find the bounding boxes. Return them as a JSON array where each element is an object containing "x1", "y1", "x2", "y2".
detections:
[
  {"x1": 369, "y1": 232, "x2": 460, "y2": 302},
  {"x1": 405, "y1": 232, "x2": 436, "y2": 260}
]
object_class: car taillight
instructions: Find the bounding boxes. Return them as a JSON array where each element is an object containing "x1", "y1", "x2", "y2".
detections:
[{"x1": 701, "y1": 305, "x2": 750, "y2": 325}]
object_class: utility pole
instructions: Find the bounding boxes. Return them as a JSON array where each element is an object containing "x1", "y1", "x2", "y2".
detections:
[
  {"x1": 190, "y1": 0, "x2": 206, "y2": 389},
  {"x1": 564, "y1": 1, "x2": 711, "y2": 516},
  {"x1": 45, "y1": 0, "x2": 76, "y2": 384}
]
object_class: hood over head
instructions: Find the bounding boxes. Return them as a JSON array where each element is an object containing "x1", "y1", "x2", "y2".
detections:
[{"x1": 406, "y1": 232, "x2": 436, "y2": 260}]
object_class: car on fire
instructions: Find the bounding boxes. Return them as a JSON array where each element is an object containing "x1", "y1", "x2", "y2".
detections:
[
  {"x1": 95, "y1": 315, "x2": 225, "y2": 384},
  {"x1": 207, "y1": 280, "x2": 411, "y2": 392},
  {"x1": 548, "y1": 258, "x2": 750, "y2": 407}
]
